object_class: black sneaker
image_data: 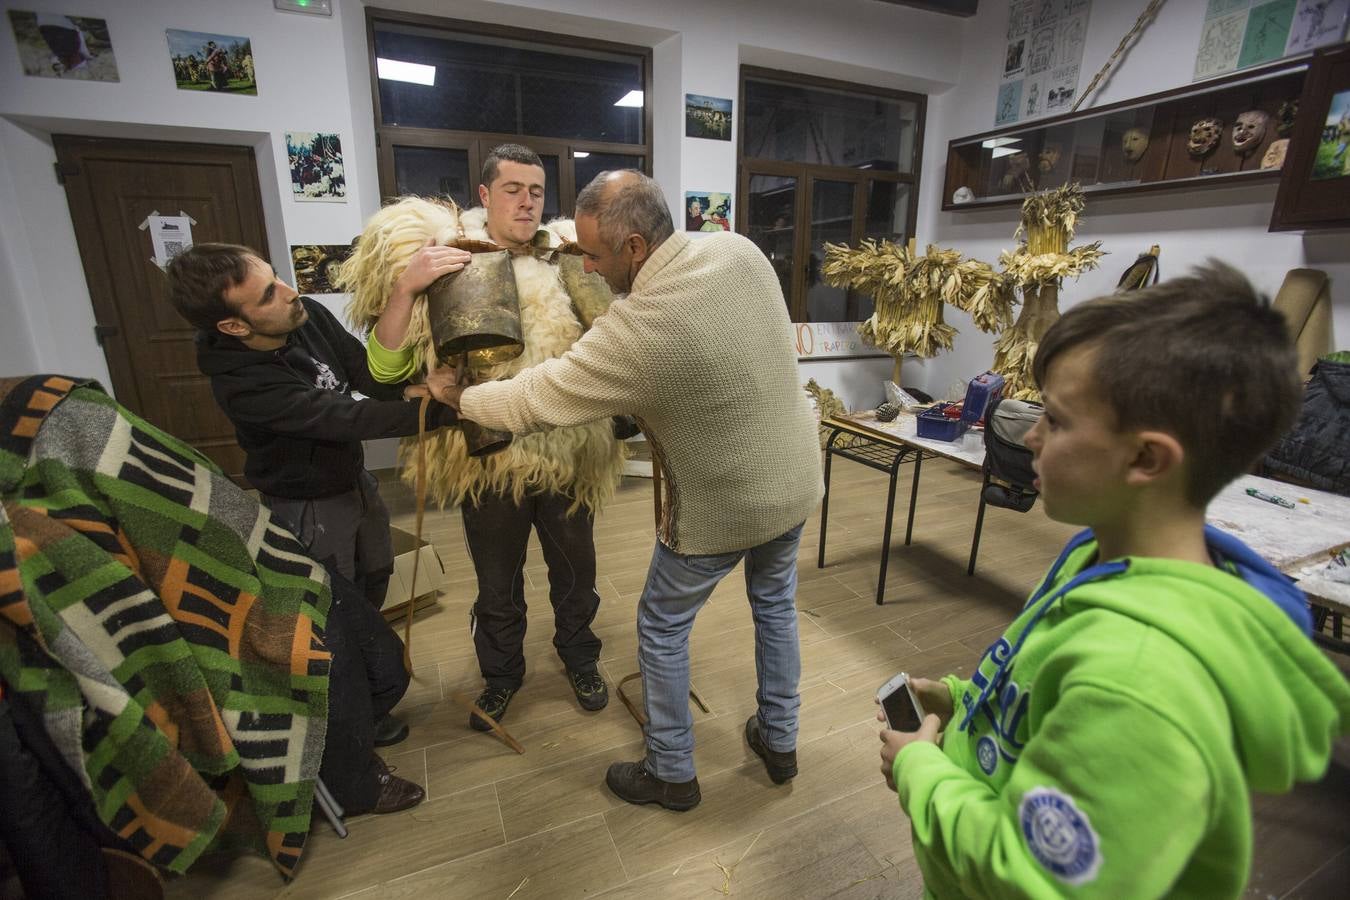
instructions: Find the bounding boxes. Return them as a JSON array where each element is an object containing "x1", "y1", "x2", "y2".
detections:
[
  {"x1": 605, "y1": 760, "x2": 701, "y2": 811},
  {"x1": 468, "y1": 685, "x2": 516, "y2": 732},
  {"x1": 568, "y1": 668, "x2": 609, "y2": 711},
  {"x1": 373, "y1": 713, "x2": 409, "y2": 748},
  {"x1": 745, "y1": 715, "x2": 797, "y2": 784}
]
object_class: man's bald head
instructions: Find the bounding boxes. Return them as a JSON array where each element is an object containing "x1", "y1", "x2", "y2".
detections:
[{"x1": 575, "y1": 169, "x2": 674, "y2": 252}]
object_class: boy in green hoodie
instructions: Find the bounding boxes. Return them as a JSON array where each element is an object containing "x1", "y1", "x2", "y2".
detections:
[{"x1": 879, "y1": 261, "x2": 1350, "y2": 898}]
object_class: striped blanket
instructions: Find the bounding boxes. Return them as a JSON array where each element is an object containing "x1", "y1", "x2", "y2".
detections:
[{"x1": 0, "y1": 375, "x2": 331, "y2": 877}]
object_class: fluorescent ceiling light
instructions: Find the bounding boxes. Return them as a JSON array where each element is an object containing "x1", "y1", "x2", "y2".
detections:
[
  {"x1": 377, "y1": 57, "x2": 435, "y2": 86},
  {"x1": 614, "y1": 90, "x2": 644, "y2": 107},
  {"x1": 981, "y1": 137, "x2": 1021, "y2": 149},
  {"x1": 574, "y1": 151, "x2": 590, "y2": 158},
  {"x1": 991, "y1": 146, "x2": 1020, "y2": 158}
]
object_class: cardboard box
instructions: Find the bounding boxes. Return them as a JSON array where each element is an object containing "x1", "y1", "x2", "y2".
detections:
[{"x1": 382, "y1": 525, "x2": 444, "y2": 617}]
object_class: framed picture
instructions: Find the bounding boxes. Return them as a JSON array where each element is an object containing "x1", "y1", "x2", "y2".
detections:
[
  {"x1": 684, "y1": 191, "x2": 731, "y2": 232},
  {"x1": 165, "y1": 29, "x2": 255, "y2": 94},
  {"x1": 685, "y1": 94, "x2": 732, "y2": 141},
  {"x1": 7, "y1": 10, "x2": 118, "y2": 81},
  {"x1": 286, "y1": 132, "x2": 346, "y2": 201},
  {"x1": 291, "y1": 242, "x2": 357, "y2": 294},
  {"x1": 1271, "y1": 41, "x2": 1350, "y2": 231}
]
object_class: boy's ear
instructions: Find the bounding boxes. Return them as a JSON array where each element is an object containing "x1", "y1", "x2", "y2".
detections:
[{"x1": 1125, "y1": 429, "x2": 1185, "y2": 488}]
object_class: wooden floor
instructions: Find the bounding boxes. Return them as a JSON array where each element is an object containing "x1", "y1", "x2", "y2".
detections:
[{"x1": 169, "y1": 455, "x2": 1350, "y2": 899}]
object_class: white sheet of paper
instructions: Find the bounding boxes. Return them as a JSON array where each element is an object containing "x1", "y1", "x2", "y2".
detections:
[{"x1": 148, "y1": 214, "x2": 194, "y2": 268}]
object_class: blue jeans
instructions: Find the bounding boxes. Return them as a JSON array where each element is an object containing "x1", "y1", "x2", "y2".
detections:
[{"x1": 637, "y1": 523, "x2": 804, "y2": 781}]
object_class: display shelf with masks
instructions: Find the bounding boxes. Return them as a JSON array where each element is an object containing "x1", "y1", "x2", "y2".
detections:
[{"x1": 942, "y1": 52, "x2": 1317, "y2": 211}]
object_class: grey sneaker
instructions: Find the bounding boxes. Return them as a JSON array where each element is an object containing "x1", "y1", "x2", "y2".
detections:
[
  {"x1": 568, "y1": 668, "x2": 609, "y2": 711},
  {"x1": 468, "y1": 685, "x2": 516, "y2": 732}
]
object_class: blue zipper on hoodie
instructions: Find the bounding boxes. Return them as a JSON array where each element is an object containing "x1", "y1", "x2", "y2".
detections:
[{"x1": 956, "y1": 526, "x2": 1311, "y2": 734}]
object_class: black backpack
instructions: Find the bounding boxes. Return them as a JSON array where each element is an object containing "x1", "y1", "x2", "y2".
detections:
[{"x1": 982, "y1": 397, "x2": 1041, "y2": 512}]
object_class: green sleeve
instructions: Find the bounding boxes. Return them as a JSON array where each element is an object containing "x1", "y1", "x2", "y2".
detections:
[
  {"x1": 895, "y1": 682, "x2": 1212, "y2": 897},
  {"x1": 366, "y1": 329, "x2": 418, "y2": 384},
  {"x1": 940, "y1": 674, "x2": 970, "y2": 714}
]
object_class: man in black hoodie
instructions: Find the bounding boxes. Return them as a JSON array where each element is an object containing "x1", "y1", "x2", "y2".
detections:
[{"x1": 167, "y1": 242, "x2": 458, "y2": 747}]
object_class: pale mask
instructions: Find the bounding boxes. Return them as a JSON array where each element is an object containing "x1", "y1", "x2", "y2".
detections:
[
  {"x1": 1231, "y1": 110, "x2": 1269, "y2": 156},
  {"x1": 1187, "y1": 118, "x2": 1223, "y2": 158},
  {"x1": 1121, "y1": 127, "x2": 1149, "y2": 163},
  {"x1": 1261, "y1": 138, "x2": 1289, "y2": 170}
]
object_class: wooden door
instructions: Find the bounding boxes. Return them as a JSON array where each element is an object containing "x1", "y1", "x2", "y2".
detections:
[{"x1": 53, "y1": 135, "x2": 269, "y2": 482}]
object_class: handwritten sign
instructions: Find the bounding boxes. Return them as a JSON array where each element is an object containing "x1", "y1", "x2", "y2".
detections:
[{"x1": 794, "y1": 322, "x2": 886, "y2": 360}]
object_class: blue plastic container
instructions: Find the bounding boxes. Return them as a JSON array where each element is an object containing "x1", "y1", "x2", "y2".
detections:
[{"x1": 915, "y1": 371, "x2": 1006, "y2": 442}]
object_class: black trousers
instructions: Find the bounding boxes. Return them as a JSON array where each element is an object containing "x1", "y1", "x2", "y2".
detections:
[
  {"x1": 462, "y1": 491, "x2": 601, "y2": 690},
  {"x1": 317, "y1": 572, "x2": 409, "y2": 811}
]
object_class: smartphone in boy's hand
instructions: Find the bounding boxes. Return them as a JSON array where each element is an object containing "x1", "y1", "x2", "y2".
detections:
[{"x1": 877, "y1": 672, "x2": 926, "y2": 731}]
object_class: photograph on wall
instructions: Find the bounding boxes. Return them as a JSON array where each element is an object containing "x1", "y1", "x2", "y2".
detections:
[
  {"x1": 291, "y1": 242, "x2": 358, "y2": 294},
  {"x1": 684, "y1": 192, "x2": 731, "y2": 232},
  {"x1": 7, "y1": 10, "x2": 118, "y2": 81},
  {"x1": 994, "y1": 0, "x2": 1091, "y2": 125},
  {"x1": 166, "y1": 29, "x2": 255, "y2": 94},
  {"x1": 685, "y1": 94, "x2": 733, "y2": 141},
  {"x1": 1311, "y1": 87, "x2": 1350, "y2": 180},
  {"x1": 286, "y1": 132, "x2": 347, "y2": 202}
]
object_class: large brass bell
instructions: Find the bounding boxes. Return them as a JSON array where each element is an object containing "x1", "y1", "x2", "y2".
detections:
[
  {"x1": 554, "y1": 243, "x2": 616, "y2": 328},
  {"x1": 425, "y1": 239, "x2": 525, "y2": 458}
]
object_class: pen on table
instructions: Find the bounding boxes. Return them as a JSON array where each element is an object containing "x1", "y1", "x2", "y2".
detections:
[{"x1": 1246, "y1": 487, "x2": 1296, "y2": 509}]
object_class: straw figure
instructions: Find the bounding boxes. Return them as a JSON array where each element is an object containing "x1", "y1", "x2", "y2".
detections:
[
  {"x1": 992, "y1": 184, "x2": 1104, "y2": 401},
  {"x1": 338, "y1": 196, "x2": 625, "y2": 514},
  {"x1": 822, "y1": 238, "x2": 1013, "y2": 386}
]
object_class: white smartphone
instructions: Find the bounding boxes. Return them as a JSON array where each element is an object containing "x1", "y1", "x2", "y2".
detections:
[{"x1": 877, "y1": 672, "x2": 926, "y2": 731}]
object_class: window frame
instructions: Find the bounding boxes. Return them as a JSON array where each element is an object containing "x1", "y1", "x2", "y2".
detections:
[
  {"x1": 736, "y1": 65, "x2": 927, "y2": 323},
  {"x1": 365, "y1": 7, "x2": 653, "y2": 212}
]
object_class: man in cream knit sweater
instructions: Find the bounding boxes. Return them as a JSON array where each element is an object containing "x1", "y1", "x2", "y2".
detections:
[{"x1": 430, "y1": 170, "x2": 822, "y2": 811}]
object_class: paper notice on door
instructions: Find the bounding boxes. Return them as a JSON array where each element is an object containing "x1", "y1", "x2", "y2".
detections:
[{"x1": 145, "y1": 214, "x2": 195, "y2": 268}]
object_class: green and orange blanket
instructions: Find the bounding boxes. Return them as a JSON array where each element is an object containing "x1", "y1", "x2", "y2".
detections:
[{"x1": 0, "y1": 375, "x2": 331, "y2": 877}]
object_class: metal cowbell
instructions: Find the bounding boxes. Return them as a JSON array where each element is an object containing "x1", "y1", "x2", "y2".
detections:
[{"x1": 425, "y1": 240, "x2": 525, "y2": 367}]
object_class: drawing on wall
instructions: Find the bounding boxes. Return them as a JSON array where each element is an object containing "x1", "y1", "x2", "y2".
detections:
[
  {"x1": 7, "y1": 10, "x2": 118, "y2": 81},
  {"x1": 1311, "y1": 88, "x2": 1350, "y2": 180},
  {"x1": 286, "y1": 132, "x2": 347, "y2": 202},
  {"x1": 166, "y1": 29, "x2": 256, "y2": 94},
  {"x1": 1285, "y1": 0, "x2": 1350, "y2": 54},
  {"x1": 1194, "y1": 10, "x2": 1248, "y2": 79},
  {"x1": 996, "y1": 80, "x2": 1023, "y2": 126},
  {"x1": 1194, "y1": 0, "x2": 1347, "y2": 80},
  {"x1": 684, "y1": 192, "x2": 731, "y2": 232},
  {"x1": 685, "y1": 94, "x2": 732, "y2": 141},
  {"x1": 995, "y1": 0, "x2": 1091, "y2": 125},
  {"x1": 291, "y1": 242, "x2": 358, "y2": 294},
  {"x1": 1238, "y1": 0, "x2": 1298, "y2": 69}
]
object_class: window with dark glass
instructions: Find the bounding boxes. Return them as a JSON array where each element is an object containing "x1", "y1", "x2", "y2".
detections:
[
  {"x1": 739, "y1": 68, "x2": 925, "y2": 324},
  {"x1": 368, "y1": 11, "x2": 651, "y2": 213}
]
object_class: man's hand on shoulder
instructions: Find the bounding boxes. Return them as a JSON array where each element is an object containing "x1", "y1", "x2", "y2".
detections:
[{"x1": 393, "y1": 240, "x2": 473, "y2": 300}]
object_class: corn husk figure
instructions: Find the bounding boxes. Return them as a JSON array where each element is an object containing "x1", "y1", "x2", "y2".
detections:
[
  {"x1": 993, "y1": 184, "x2": 1104, "y2": 401},
  {"x1": 822, "y1": 239, "x2": 1013, "y2": 384}
]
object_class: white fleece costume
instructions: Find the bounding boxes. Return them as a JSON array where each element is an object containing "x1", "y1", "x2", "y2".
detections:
[{"x1": 343, "y1": 199, "x2": 624, "y2": 513}]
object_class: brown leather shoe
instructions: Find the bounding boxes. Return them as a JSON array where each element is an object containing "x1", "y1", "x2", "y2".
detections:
[
  {"x1": 745, "y1": 715, "x2": 797, "y2": 784},
  {"x1": 605, "y1": 760, "x2": 700, "y2": 811},
  {"x1": 347, "y1": 757, "x2": 425, "y2": 815}
]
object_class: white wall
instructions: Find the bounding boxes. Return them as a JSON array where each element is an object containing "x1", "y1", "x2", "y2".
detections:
[{"x1": 908, "y1": 0, "x2": 1350, "y2": 398}]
